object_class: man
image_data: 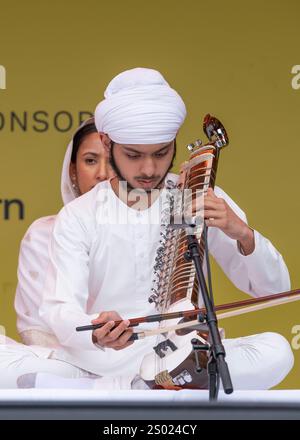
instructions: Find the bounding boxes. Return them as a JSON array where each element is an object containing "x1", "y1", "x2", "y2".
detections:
[{"x1": 37, "y1": 68, "x2": 293, "y2": 390}]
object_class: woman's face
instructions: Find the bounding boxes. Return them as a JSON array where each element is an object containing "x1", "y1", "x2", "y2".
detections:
[{"x1": 70, "y1": 132, "x2": 113, "y2": 195}]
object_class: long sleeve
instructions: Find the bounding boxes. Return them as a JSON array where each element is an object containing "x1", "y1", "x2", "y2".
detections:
[
  {"x1": 39, "y1": 203, "x2": 100, "y2": 352},
  {"x1": 208, "y1": 187, "x2": 291, "y2": 297},
  {"x1": 14, "y1": 216, "x2": 56, "y2": 335}
]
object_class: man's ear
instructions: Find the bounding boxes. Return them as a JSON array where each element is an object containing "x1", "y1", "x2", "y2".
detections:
[{"x1": 99, "y1": 133, "x2": 112, "y2": 153}]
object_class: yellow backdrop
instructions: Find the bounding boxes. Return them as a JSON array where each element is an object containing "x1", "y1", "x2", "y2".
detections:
[{"x1": 0, "y1": 0, "x2": 299, "y2": 388}]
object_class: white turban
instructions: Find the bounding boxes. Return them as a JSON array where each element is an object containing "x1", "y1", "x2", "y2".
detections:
[{"x1": 94, "y1": 67, "x2": 186, "y2": 144}]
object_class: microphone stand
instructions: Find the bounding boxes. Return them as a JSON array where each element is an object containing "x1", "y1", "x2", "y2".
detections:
[{"x1": 183, "y1": 223, "x2": 233, "y2": 401}]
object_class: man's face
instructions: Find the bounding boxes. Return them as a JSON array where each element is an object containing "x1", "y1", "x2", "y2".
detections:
[{"x1": 101, "y1": 134, "x2": 176, "y2": 191}]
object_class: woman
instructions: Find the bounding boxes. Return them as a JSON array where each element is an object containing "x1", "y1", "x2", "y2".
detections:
[
  {"x1": 0, "y1": 118, "x2": 113, "y2": 388},
  {"x1": 15, "y1": 118, "x2": 111, "y2": 348}
]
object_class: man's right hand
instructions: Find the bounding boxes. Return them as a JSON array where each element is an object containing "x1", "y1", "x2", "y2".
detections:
[{"x1": 91, "y1": 311, "x2": 134, "y2": 350}]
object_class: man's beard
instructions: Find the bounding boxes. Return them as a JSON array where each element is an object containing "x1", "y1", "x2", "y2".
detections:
[{"x1": 109, "y1": 140, "x2": 177, "y2": 192}]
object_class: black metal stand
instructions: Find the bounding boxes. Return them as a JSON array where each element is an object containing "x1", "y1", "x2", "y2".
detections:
[{"x1": 184, "y1": 227, "x2": 233, "y2": 400}]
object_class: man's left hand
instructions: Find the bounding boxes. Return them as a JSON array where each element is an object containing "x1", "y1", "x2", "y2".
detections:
[{"x1": 204, "y1": 188, "x2": 255, "y2": 255}]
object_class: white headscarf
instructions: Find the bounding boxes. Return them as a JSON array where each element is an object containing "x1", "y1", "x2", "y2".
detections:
[
  {"x1": 94, "y1": 68, "x2": 186, "y2": 144},
  {"x1": 61, "y1": 117, "x2": 95, "y2": 204}
]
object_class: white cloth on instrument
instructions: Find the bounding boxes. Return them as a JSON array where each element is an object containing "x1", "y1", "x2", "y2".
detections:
[
  {"x1": 94, "y1": 68, "x2": 186, "y2": 144},
  {"x1": 38, "y1": 174, "x2": 292, "y2": 378}
]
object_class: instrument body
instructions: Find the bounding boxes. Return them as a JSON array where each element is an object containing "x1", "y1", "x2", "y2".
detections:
[{"x1": 140, "y1": 115, "x2": 229, "y2": 389}]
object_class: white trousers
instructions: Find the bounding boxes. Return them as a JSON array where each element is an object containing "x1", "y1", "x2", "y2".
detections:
[
  {"x1": 0, "y1": 338, "x2": 96, "y2": 388},
  {"x1": 0, "y1": 332, "x2": 294, "y2": 390}
]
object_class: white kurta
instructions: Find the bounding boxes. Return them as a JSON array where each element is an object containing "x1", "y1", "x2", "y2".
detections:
[{"x1": 39, "y1": 174, "x2": 291, "y2": 378}]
